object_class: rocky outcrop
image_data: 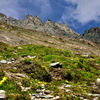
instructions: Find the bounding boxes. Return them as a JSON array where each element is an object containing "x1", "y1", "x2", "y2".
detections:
[
  {"x1": 0, "y1": 90, "x2": 5, "y2": 99},
  {"x1": 83, "y1": 27, "x2": 100, "y2": 43},
  {"x1": 54, "y1": 22, "x2": 79, "y2": 38},
  {"x1": 0, "y1": 13, "x2": 79, "y2": 39},
  {"x1": 0, "y1": 13, "x2": 7, "y2": 22}
]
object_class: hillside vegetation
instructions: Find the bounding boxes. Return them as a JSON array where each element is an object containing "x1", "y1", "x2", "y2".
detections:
[
  {"x1": 0, "y1": 19, "x2": 100, "y2": 99},
  {"x1": 0, "y1": 42, "x2": 100, "y2": 99}
]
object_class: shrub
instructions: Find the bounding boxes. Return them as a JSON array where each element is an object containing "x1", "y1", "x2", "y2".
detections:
[
  {"x1": 30, "y1": 65, "x2": 52, "y2": 82},
  {"x1": 9, "y1": 69, "x2": 17, "y2": 73},
  {"x1": 24, "y1": 58, "x2": 31, "y2": 64},
  {"x1": 63, "y1": 50, "x2": 73, "y2": 57},
  {"x1": 0, "y1": 70, "x2": 5, "y2": 79},
  {"x1": 62, "y1": 72, "x2": 73, "y2": 81},
  {"x1": 21, "y1": 78, "x2": 30, "y2": 87},
  {"x1": 24, "y1": 63, "x2": 52, "y2": 82},
  {"x1": 43, "y1": 55, "x2": 59, "y2": 61}
]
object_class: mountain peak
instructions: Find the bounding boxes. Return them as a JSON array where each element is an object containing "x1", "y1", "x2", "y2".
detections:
[
  {"x1": 0, "y1": 13, "x2": 7, "y2": 22},
  {"x1": 0, "y1": 13, "x2": 6, "y2": 18},
  {"x1": 83, "y1": 27, "x2": 100, "y2": 43},
  {"x1": 44, "y1": 20, "x2": 54, "y2": 26},
  {"x1": 24, "y1": 15, "x2": 34, "y2": 23},
  {"x1": 34, "y1": 16, "x2": 42, "y2": 26},
  {"x1": 35, "y1": 16, "x2": 41, "y2": 19},
  {"x1": 0, "y1": 13, "x2": 79, "y2": 39},
  {"x1": 25, "y1": 14, "x2": 34, "y2": 19}
]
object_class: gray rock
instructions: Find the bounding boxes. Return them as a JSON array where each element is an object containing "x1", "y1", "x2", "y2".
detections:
[
  {"x1": 10, "y1": 58, "x2": 16, "y2": 61},
  {"x1": 32, "y1": 94, "x2": 38, "y2": 96},
  {"x1": 82, "y1": 54, "x2": 89, "y2": 58},
  {"x1": 44, "y1": 90, "x2": 51, "y2": 94},
  {"x1": 64, "y1": 84, "x2": 72, "y2": 88},
  {"x1": 31, "y1": 96, "x2": 35, "y2": 100},
  {"x1": 96, "y1": 78, "x2": 100, "y2": 88},
  {"x1": 79, "y1": 97, "x2": 85, "y2": 100},
  {"x1": 0, "y1": 60, "x2": 7, "y2": 64},
  {"x1": 0, "y1": 90, "x2": 6, "y2": 99},
  {"x1": 17, "y1": 47, "x2": 22, "y2": 49},
  {"x1": 83, "y1": 27, "x2": 100, "y2": 43},
  {"x1": 93, "y1": 97, "x2": 99, "y2": 100},
  {"x1": 0, "y1": 13, "x2": 7, "y2": 22},
  {"x1": 40, "y1": 95, "x2": 53, "y2": 99},
  {"x1": 50, "y1": 62, "x2": 62, "y2": 68},
  {"x1": 36, "y1": 89, "x2": 42, "y2": 93},
  {"x1": 53, "y1": 96, "x2": 60, "y2": 100},
  {"x1": 7, "y1": 61, "x2": 12, "y2": 64},
  {"x1": 86, "y1": 93, "x2": 100, "y2": 97},
  {"x1": 27, "y1": 56, "x2": 36, "y2": 59},
  {"x1": 16, "y1": 73, "x2": 28, "y2": 78},
  {"x1": 66, "y1": 89, "x2": 70, "y2": 92}
]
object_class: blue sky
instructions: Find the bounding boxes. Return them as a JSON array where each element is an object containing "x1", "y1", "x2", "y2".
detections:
[{"x1": 0, "y1": 0, "x2": 100, "y2": 34}]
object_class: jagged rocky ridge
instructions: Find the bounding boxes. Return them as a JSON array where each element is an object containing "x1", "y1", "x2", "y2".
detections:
[
  {"x1": 0, "y1": 13, "x2": 100, "y2": 44},
  {"x1": 0, "y1": 13, "x2": 79, "y2": 39},
  {"x1": 83, "y1": 27, "x2": 100, "y2": 43}
]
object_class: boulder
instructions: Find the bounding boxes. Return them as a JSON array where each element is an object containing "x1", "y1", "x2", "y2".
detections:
[
  {"x1": 17, "y1": 47, "x2": 22, "y2": 49},
  {"x1": 64, "y1": 84, "x2": 72, "y2": 88},
  {"x1": 44, "y1": 90, "x2": 51, "y2": 94},
  {"x1": 27, "y1": 56, "x2": 36, "y2": 59},
  {"x1": 16, "y1": 73, "x2": 28, "y2": 78},
  {"x1": 10, "y1": 58, "x2": 15, "y2": 61},
  {"x1": 54, "y1": 96, "x2": 60, "y2": 100},
  {"x1": 40, "y1": 95, "x2": 53, "y2": 99},
  {"x1": 82, "y1": 54, "x2": 89, "y2": 58},
  {"x1": 7, "y1": 61, "x2": 12, "y2": 64},
  {"x1": 0, "y1": 90, "x2": 6, "y2": 99},
  {"x1": 96, "y1": 78, "x2": 100, "y2": 88},
  {"x1": 50, "y1": 62, "x2": 62, "y2": 68},
  {"x1": 0, "y1": 60, "x2": 7, "y2": 64}
]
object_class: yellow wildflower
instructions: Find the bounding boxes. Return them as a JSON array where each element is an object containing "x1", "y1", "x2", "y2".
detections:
[
  {"x1": 38, "y1": 81, "x2": 47, "y2": 85},
  {"x1": 0, "y1": 77, "x2": 7, "y2": 85}
]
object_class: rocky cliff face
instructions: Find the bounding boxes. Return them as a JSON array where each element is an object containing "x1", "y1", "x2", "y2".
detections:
[
  {"x1": 83, "y1": 27, "x2": 100, "y2": 43},
  {"x1": 0, "y1": 13, "x2": 7, "y2": 22},
  {"x1": 0, "y1": 13, "x2": 79, "y2": 39}
]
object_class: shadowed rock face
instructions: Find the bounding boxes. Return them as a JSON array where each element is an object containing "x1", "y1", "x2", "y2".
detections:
[
  {"x1": 0, "y1": 13, "x2": 79, "y2": 39},
  {"x1": 0, "y1": 13, "x2": 7, "y2": 22},
  {"x1": 83, "y1": 27, "x2": 100, "y2": 43}
]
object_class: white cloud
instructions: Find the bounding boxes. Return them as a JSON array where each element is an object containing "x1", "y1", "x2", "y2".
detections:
[
  {"x1": 29, "y1": 0, "x2": 52, "y2": 17},
  {"x1": 0, "y1": 0, "x2": 22, "y2": 19},
  {"x1": 62, "y1": 0, "x2": 100, "y2": 25},
  {"x1": 0, "y1": 0, "x2": 52, "y2": 19}
]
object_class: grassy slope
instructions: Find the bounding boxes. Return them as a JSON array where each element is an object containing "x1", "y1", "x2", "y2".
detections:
[
  {"x1": 0, "y1": 22, "x2": 100, "y2": 56},
  {"x1": 0, "y1": 42, "x2": 100, "y2": 99}
]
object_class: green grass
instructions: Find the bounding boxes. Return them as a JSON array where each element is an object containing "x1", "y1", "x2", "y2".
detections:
[
  {"x1": 0, "y1": 43, "x2": 100, "y2": 83},
  {"x1": 0, "y1": 42, "x2": 100, "y2": 99}
]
